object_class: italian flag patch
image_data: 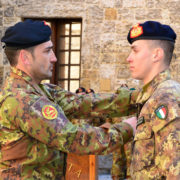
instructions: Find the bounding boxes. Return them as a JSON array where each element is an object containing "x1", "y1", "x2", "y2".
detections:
[{"x1": 155, "y1": 105, "x2": 168, "y2": 120}]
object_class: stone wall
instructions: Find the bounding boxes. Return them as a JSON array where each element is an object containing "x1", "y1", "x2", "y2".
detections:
[
  {"x1": 0, "y1": 0, "x2": 180, "y2": 176},
  {"x1": 0, "y1": 0, "x2": 180, "y2": 91}
]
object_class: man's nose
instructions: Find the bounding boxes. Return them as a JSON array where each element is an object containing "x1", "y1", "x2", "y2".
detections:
[
  {"x1": 126, "y1": 53, "x2": 132, "y2": 63},
  {"x1": 51, "y1": 52, "x2": 57, "y2": 62}
]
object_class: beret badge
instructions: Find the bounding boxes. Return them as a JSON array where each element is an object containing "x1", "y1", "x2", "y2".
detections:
[
  {"x1": 130, "y1": 24, "x2": 143, "y2": 38},
  {"x1": 43, "y1": 20, "x2": 49, "y2": 26}
]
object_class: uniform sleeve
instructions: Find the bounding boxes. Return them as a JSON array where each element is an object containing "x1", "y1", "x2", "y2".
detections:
[
  {"x1": 43, "y1": 84, "x2": 138, "y2": 119},
  {"x1": 111, "y1": 116, "x2": 134, "y2": 179},
  {"x1": 151, "y1": 92, "x2": 180, "y2": 179},
  {"x1": 2, "y1": 95, "x2": 133, "y2": 155}
]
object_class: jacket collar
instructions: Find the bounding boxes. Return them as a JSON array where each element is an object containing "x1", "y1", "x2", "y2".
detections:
[
  {"x1": 9, "y1": 67, "x2": 46, "y2": 97},
  {"x1": 136, "y1": 69, "x2": 171, "y2": 104}
]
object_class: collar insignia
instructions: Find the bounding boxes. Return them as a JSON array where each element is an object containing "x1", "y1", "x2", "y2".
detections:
[
  {"x1": 155, "y1": 105, "x2": 168, "y2": 120},
  {"x1": 42, "y1": 105, "x2": 58, "y2": 120},
  {"x1": 130, "y1": 24, "x2": 143, "y2": 38}
]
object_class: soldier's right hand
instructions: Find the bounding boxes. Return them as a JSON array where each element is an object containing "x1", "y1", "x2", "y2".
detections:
[{"x1": 123, "y1": 116, "x2": 137, "y2": 135}]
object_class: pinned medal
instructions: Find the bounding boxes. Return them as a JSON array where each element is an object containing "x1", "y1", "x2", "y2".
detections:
[
  {"x1": 42, "y1": 105, "x2": 58, "y2": 120},
  {"x1": 130, "y1": 24, "x2": 143, "y2": 38},
  {"x1": 155, "y1": 105, "x2": 168, "y2": 120}
]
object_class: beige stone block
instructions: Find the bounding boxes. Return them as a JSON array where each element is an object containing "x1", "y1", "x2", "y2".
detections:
[
  {"x1": 101, "y1": 42, "x2": 118, "y2": 53},
  {"x1": 82, "y1": 70, "x2": 90, "y2": 78},
  {"x1": 105, "y1": 8, "x2": 117, "y2": 20},
  {"x1": 88, "y1": 6, "x2": 103, "y2": 23},
  {"x1": 123, "y1": 0, "x2": 145, "y2": 8},
  {"x1": 3, "y1": 17, "x2": 21, "y2": 26},
  {"x1": 146, "y1": 0, "x2": 159, "y2": 8},
  {"x1": 117, "y1": 64, "x2": 130, "y2": 79},
  {"x1": 80, "y1": 78, "x2": 90, "y2": 89},
  {"x1": 146, "y1": 9, "x2": 162, "y2": 19},
  {"x1": 101, "y1": 53, "x2": 115, "y2": 63},
  {"x1": 82, "y1": 70, "x2": 99, "y2": 79},
  {"x1": 100, "y1": 79, "x2": 111, "y2": 91},
  {"x1": 135, "y1": 9, "x2": 147, "y2": 20},
  {"x1": 116, "y1": 52, "x2": 128, "y2": 64},
  {"x1": 102, "y1": 21, "x2": 115, "y2": 33}
]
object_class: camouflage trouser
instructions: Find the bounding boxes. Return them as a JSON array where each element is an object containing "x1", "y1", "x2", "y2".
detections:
[{"x1": 110, "y1": 117, "x2": 133, "y2": 180}]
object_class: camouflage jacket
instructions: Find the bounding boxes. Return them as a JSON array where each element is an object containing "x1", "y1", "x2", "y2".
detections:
[
  {"x1": 131, "y1": 69, "x2": 180, "y2": 180},
  {"x1": 0, "y1": 67, "x2": 137, "y2": 180}
]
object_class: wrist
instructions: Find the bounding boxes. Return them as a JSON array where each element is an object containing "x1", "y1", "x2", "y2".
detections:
[{"x1": 112, "y1": 122, "x2": 133, "y2": 144}]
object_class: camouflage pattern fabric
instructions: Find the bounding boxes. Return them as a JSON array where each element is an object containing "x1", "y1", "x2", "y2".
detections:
[
  {"x1": 111, "y1": 138, "x2": 133, "y2": 180},
  {"x1": 123, "y1": 141, "x2": 133, "y2": 179},
  {"x1": 131, "y1": 69, "x2": 180, "y2": 179},
  {"x1": 41, "y1": 84, "x2": 138, "y2": 120},
  {"x1": 111, "y1": 143, "x2": 127, "y2": 180},
  {"x1": 0, "y1": 67, "x2": 137, "y2": 180},
  {"x1": 70, "y1": 115, "x2": 134, "y2": 180},
  {"x1": 109, "y1": 117, "x2": 134, "y2": 180}
]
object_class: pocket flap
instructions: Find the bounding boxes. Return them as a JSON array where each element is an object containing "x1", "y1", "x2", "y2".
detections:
[{"x1": 135, "y1": 116, "x2": 153, "y2": 140}]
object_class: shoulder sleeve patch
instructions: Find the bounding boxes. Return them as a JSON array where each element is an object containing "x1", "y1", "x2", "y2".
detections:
[
  {"x1": 154, "y1": 105, "x2": 168, "y2": 120},
  {"x1": 42, "y1": 105, "x2": 58, "y2": 120},
  {"x1": 31, "y1": 96, "x2": 63, "y2": 121}
]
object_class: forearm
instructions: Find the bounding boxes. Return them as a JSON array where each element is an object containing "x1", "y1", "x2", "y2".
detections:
[
  {"x1": 64, "y1": 122, "x2": 133, "y2": 155},
  {"x1": 11, "y1": 96, "x2": 134, "y2": 155},
  {"x1": 50, "y1": 85, "x2": 138, "y2": 119}
]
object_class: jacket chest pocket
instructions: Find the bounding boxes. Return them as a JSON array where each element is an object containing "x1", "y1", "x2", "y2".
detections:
[{"x1": 131, "y1": 116, "x2": 155, "y2": 172}]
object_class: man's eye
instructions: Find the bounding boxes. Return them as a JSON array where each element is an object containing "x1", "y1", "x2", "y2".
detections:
[{"x1": 45, "y1": 49, "x2": 51, "y2": 53}]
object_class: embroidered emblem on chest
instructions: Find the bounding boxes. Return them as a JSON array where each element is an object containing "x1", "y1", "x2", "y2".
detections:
[
  {"x1": 42, "y1": 105, "x2": 58, "y2": 120},
  {"x1": 155, "y1": 105, "x2": 168, "y2": 120},
  {"x1": 137, "y1": 116, "x2": 145, "y2": 127}
]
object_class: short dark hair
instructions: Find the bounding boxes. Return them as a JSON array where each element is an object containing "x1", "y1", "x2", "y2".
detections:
[
  {"x1": 86, "y1": 88, "x2": 95, "y2": 94},
  {"x1": 120, "y1": 84, "x2": 128, "y2": 88},
  {"x1": 4, "y1": 47, "x2": 20, "y2": 66},
  {"x1": 76, "y1": 87, "x2": 86, "y2": 94},
  {"x1": 153, "y1": 40, "x2": 175, "y2": 66},
  {"x1": 4, "y1": 46, "x2": 35, "y2": 66},
  {"x1": 25, "y1": 46, "x2": 35, "y2": 59}
]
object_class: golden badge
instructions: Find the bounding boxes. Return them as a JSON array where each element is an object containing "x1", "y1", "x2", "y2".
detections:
[
  {"x1": 130, "y1": 24, "x2": 143, "y2": 38},
  {"x1": 42, "y1": 105, "x2": 58, "y2": 120}
]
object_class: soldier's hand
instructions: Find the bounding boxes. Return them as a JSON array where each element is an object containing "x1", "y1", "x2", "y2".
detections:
[{"x1": 123, "y1": 116, "x2": 137, "y2": 135}]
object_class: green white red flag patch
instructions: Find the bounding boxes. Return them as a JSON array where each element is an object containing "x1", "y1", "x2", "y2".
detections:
[{"x1": 155, "y1": 105, "x2": 168, "y2": 120}]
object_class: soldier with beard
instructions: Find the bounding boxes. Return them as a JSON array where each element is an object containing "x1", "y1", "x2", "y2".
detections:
[{"x1": 0, "y1": 19, "x2": 138, "y2": 179}]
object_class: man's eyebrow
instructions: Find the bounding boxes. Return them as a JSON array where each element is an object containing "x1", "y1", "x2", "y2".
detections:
[
  {"x1": 131, "y1": 45, "x2": 138, "y2": 49},
  {"x1": 45, "y1": 45, "x2": 53, "y2": 50}
]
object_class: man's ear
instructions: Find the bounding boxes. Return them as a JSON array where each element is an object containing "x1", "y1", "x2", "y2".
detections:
[
  {"x1": 152, "y1": 47, "x2": 164, "y2": 63},
  {"x1": 19, "y1": 50, "x2": 31, "y2": 65}
]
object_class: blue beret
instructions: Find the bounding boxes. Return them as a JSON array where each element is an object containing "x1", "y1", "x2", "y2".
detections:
[
  {"x1": 127, "y1": 21, "x2": 176, "y2": 44},
  {"x1": 1, "y1": 19, "x2": 51, "y2": 48}
]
